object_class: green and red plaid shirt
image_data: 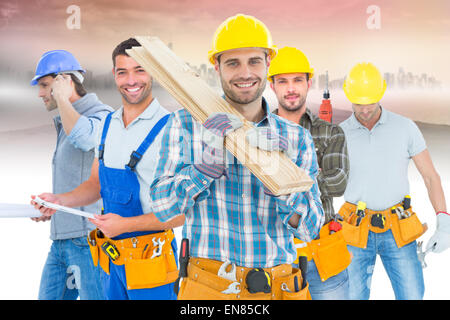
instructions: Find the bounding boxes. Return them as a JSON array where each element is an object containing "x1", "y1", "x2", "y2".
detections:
[{"x1": 274, "y1": 108, "x2": 349, "y2": 224}]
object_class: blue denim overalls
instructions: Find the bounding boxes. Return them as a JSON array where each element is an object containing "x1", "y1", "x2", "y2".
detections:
[{"x1": 97, "y1": 112, "x2": 177, "y2": 300}]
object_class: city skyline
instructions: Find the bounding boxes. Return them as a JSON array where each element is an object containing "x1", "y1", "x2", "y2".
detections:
[{"x1": 0, "y1": 0, "x2": 449, "y2": 87}]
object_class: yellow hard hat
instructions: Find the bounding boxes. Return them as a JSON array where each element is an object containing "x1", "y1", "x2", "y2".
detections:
[
  {"x1": 343, "y1": 62, "x2": 386, "y2": 105},
  {"x1": 267, "y1": 47, "x2": 314, "y2": 81},
  {"x1": 208, "y1": 14, "x2": 277, "y2": 65}
]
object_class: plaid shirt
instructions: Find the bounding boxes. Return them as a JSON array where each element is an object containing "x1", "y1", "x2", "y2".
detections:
[
  {"x1": 275, "y1": 108, "x2": 349, "y2": 223},
  {"x1": 150, "y1": 100, "x2": 324, "y2": 268}
]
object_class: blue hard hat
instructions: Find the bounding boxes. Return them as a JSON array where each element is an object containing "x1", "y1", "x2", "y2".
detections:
[{"x1": 30, "y1": 50, "x2": 85, "y2": 85}]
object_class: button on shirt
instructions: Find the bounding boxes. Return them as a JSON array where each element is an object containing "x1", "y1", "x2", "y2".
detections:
[
  {"x1": 150, "y1": 99, "x2": 324, "y2": 268},
  {"x1": 95, "y1": 98, "x2": 170, "y2": 214},
  {"x1": 339, "y1": 107, "x2": 426, "y2": 211}
]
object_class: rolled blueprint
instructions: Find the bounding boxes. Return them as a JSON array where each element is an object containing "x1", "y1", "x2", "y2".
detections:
[
  {"x1": 33, "y1": 197, "x2": 96, "y2": 219},
  {"x1": 0, "y1": 203, "x2": 42, "y2": 218}
]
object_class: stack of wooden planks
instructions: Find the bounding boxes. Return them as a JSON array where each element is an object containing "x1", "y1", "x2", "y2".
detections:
[{"x1": 126, "y1": 36, "x2": 313, "y2": 196}]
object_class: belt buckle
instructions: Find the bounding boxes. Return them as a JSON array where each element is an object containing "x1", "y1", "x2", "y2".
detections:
[{"x1": 370, "y1": 213, "x2": 386, "y2": 229}]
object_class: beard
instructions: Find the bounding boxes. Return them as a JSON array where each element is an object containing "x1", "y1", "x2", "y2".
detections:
[
  {"x1": 45, "y1": 96, "x2": 58, "y2": 112},
  {"x1": 221, "y1": 76, "x2": 266, "y2": 105},
  {"x1": 279, "y1": 94, "x2": 306, "y2": 113}
]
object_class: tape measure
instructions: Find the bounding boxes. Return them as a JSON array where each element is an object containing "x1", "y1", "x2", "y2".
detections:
[
  {"x1": 101, "y1": 242, "x2": 120, "y2": 261},
  {"x1": 246, "y1": 268, "x2": 271, "y2": 294}
]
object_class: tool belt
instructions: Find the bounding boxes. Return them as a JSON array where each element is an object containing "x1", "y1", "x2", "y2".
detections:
[
  {"x1": 339, "y1": 202, "x2": 428, "y2": 249},
  {"x1": 177, "y1": 257, "x2": 311, "y2": 300},
  {"x1": 293, "y1": 221, "x2": 352, "y2": 282},
  {"x1": 87, "y1": 229, "x2": 178, "y2": 290}
]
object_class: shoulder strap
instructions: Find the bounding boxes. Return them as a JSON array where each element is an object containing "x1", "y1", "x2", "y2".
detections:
[
  {"x1": 98, "y1": 112, "x2": 113, "y2": 161},
  {"x1": 127, "y1": 114, "x2": 171, "y2": 170}
]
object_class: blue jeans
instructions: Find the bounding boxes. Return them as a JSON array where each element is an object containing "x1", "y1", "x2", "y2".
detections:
[
  {"x1": 38, "y1": 237, "x2": 104, "y2": 300},
  {"x1": 294, "y1": 260, "x2": 349, "y2": 300},
  {"x1": 347, "y1": 230, "x2": 424, "y2": 300}
]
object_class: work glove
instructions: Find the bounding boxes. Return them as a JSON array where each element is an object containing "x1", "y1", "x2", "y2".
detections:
[
  {"x1": 194, "y1": 112, "x2": 243, "y2": 179},
  {"x1": 245, "y1": 126, "x2": 294, "y2": 158},
  {"x1": 426, "y1": 212, "x2": 450, "y2": 253},
  {"x1": 246, "y1": 127, "x2": 293, "y2": 197}
]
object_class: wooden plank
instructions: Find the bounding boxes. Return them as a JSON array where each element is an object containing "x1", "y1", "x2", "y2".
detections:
[{"x1": 126, "y1": 36, "x2": 314, "y2": 195}]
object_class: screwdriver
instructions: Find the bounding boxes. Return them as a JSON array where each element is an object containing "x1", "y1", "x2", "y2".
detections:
[{"x1": 355, "y1": 201, "x2": 366, "y2": 226}]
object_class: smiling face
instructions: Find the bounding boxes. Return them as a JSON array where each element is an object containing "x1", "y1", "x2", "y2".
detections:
[
  {"x1": 37, "y1": 75, "x2": 58, "y2": 111},
  {"x1": 113, "y1": 54, "x2": 152, "y2": 106},
  {"x1": 271, "y1": 73, "x2": 311, "y2": 113},
  {"x1": 215, "y1": 47, "x2": 268, "y2": 105}
]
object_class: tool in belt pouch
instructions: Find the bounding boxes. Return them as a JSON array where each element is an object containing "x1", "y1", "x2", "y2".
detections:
[
  {"x1": 293, "y1": 216, "x2": 352, "y2": 282},
  {"x1": 178, "y1": 257, "x2": 311, "y2": 300},
  {"x1": 87, "y1": 229, "x2": 178, "y2": 290},
  {"x1": 339, "y1": 196, "x2": 428, "y2": 249}
]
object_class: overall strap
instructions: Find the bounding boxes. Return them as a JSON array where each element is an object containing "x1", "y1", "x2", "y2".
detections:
[
  {"x1": 98, "y1": 112, "x2": 113, "y2": 161},
  {"x1": 127, "y1": 114, "x2": 171, "y2": 170}
]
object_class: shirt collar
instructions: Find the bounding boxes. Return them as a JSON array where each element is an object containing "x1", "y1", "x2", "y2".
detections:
[
  {"x1": 256, "y1": 97, "x2": 274, "y2": 127},
  {"x1": 349, "y1": 105, "x2": 388, "y2": 129},
  {"x1": 71, "y1": 93, "x2": 98, "y2": 115},
  {"x1": 112, "y1": 97, "x2": 162, "y2": 122},
  {"x1": 272, "y1": 106, "x2": 314, "y2": 126}
]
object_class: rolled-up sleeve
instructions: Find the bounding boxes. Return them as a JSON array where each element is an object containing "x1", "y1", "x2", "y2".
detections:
[
  {"x1": 68, "y1": 112, "x2": 110, "y2": 152},
  {"x1": 316, "y1": 125, "x2": 349, "y2": 197},
  {"x1": 274, "y1": 130, "x2": 325, "y2": 242}
]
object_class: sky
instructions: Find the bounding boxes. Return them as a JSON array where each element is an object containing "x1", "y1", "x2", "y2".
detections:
[{"x1": 0, "y1": 0, "x2": 449, "y2": 85}]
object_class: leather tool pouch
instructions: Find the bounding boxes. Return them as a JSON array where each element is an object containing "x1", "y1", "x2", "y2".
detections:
[
  {"x1": 339, "y1": 203, "x2": 370, "y2": 248},
  {"x1": 390, "y1": 207, "x2": 427, "y2": 248}
]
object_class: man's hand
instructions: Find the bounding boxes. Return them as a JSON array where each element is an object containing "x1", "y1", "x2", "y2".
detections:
[
  {"x1": 246, "y1": 126, "x2": 293, "y2": 157},
  {"x1": 30, "y1": 193, "x2": 63, "y2": 218},
  {"x1": 51, "y1": 74, "x2": 74, "y2": 103},
  {"x1": 194, "y1": 112, "x2": 243, "y2": 179},
  {"x1": 426, "y1": 212, "x2": 450, "y2": 253},
  {"x1": 89, "y1": 213, "x2": 128, "y2": 239},
  {"x1": 31, "y1": 215, "x2": 51, "y2": 223}
]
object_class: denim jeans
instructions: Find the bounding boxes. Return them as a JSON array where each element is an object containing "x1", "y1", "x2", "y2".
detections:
[
  {"x1": 347, "y1": 229, "x2": 424, "y2": 300},
  {"x1": 294, "y1": 260, "x2": 350, "y2": 300},
  {"x1": 38, "y1": 237, "x2": 104, "y2": 300}
]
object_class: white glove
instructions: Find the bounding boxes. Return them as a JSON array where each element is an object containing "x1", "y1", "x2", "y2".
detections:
[
  {"x1": 246, "y1": 127, "x2": 295, "y2": 159},
  {"x1": 426, "y1": 212, "x2": 450, "y2": 253}
]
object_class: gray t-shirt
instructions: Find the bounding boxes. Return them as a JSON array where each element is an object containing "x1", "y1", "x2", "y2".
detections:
[{"x1": 340, "y1": 107, "x2": 426, "y2": 210}]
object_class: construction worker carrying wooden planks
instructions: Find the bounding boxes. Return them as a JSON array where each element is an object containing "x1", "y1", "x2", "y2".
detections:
[
  {"x1": 31, "y1": 39, "x2": 184, "y2": 300},
  {"x1": 269, "y1": 47, "x2": 351, "y2": 300},
  {"x1": 29, "y1": 50, "x2": 113, "y2": 300},
  {"x1": 339, "y1": 62, "x2": 450, "y2": 299},
  {"x1": 149, "y1": 14, "x2": 325, "y2": 300}
]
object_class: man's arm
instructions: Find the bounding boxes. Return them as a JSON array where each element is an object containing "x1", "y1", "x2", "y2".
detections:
[
  {"x1": 52, "y1": 74, "x2": 81, "y2": 135},
  {"x1": 272, "y1": 130, "x2": 325, "y2": 242},
  {"x1": 316, "y1": 126, "x2": 349, "y2": 197},
  {"x1": 412, "y1": 149, "x2": 446, "y2": 213},
  {"x1": 53, "y1": 74, "x2": 112, "y2": 152},
  {"x1": 150, "y1": 112, "x2": 215, "y2": 223},
  {"x1": 89, "y1": 212, "x2": 185, "y2": 239}
]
